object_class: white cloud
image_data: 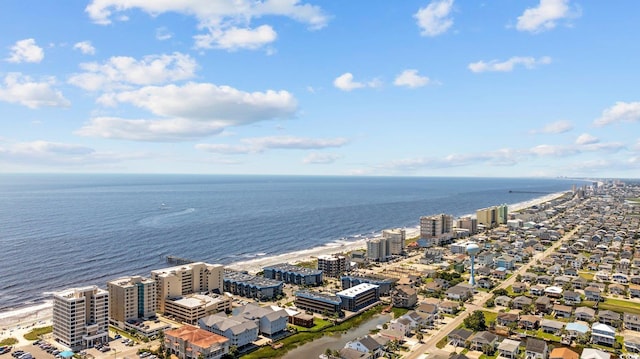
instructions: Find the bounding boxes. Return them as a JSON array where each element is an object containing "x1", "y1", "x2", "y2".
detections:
[
  {"x1": 73, "y1": 41, "x2": 96, "y2": 55},
  {"x1": 394, "y1": 69, "x2": 431, "y2": 88},
  {"x1": 516, "y1": 0, "x2": 578, "y2": 33},
  {"x1": 6, "y1": 38, "x2": 44, "y2": 63},
  {"x1": 334, "y1": 73, "x2": 364, "y2": 91},
  {"x1": 197, "y1": 136, "x2": 348, "y2": 155},
  {"x1": 575, "y1": 133, "x2": 598, "y2": 145},
  {"x1": 78, "y1": 82, "x2": 297, "y2": 141},
  {"x1": 529, "y1": 120, "x2": 573, "y2": 134},
  {"x1": 593, "y1": 101, "x2": 640, "y2": 127},
  {"x1": 85, "y1": 0, "x2": 328, "y2": 50},
  {"x1": 12, "y1": 140, "x2": 95, "y2": 155},
  {"x1": 68, "y1": 52, "x2": 197, "y2": 91},
  {"x1": 333, "y1": 73, "x2": 381, "y2": 91},
  {"x1": 194, "y1": 25, "x2": 277, "y2": 51},
  {"x1": 76, "y1": 117, "x2": 226, "y2": 141},
  {"x1": 529, "y1": 144, "x2": 578, "y2": 157},
  {"x1": 156, "y1": 27, "x2": 173, "y2": 41},
  {"x1": 0, "y1": 73, "x2": 70, "y2": 109},
  {"x1": 468, "y1": 56, "x2": 552, "y2": 73},
  {"x1": 414, "y1": 0, "x2": 454, "y2": 37},
  {"x1": 303, "y1": 152, "x2": 342, "y2": 164}
]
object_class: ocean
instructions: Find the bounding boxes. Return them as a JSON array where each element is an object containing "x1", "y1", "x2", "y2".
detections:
[{"x1": 0, "y1": 174, "x2": 580, "y2": 312}]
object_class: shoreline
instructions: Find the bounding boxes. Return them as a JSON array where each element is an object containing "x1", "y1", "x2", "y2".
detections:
[{"x1": 0, "y1": 190, "x2": 569, "y2": 338}]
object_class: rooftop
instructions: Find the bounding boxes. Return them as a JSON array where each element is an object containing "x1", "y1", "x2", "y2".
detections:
[{"x1": 337, "y1": 283, "x2": 379, "y2": 298}]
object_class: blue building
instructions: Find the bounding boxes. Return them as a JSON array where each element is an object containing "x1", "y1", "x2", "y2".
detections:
[
  {"x1": 294, "y1": 291, "x2": 343, "y2": 316},
  {"x1": 223, "y1": 271, "x2": 283, "y2": 301},
  {"x1": 337, "y1": 283, "x2": 380, "y2": 312},
  {"x1": 263, "y1": 263, "x2": 323, "y2": 286},
  {"x1": 341, "y1": 275, "x2": 395, "y2": 296}
]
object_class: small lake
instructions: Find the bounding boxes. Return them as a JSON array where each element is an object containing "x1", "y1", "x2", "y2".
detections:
[{"x1": 282, "y1": 313, "x2": 392, "y2": 359}]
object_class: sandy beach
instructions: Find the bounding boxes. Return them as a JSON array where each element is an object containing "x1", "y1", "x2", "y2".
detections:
[{"x1": 0, "y1": 190, "x2": 568, "y2": 343}]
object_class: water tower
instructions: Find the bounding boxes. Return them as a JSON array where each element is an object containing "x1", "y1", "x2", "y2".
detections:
[{"x1": 466, "y1": 241, "x2": 480, "y2": 286}]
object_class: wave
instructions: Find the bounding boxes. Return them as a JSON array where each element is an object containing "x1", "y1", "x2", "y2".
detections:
[{"x1": 137, "y1": 208, "x2": 197, "y2": 228}]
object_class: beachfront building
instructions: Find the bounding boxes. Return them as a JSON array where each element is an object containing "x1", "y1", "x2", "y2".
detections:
[
  {"x1": 164, "y1": 325, "x2": 229, "y2": 359},
  {"x1": 317, "y1": 254, "x2": 347, "y2": 278},
  {"x1": 420, "y1": 214, "x2": 454, "y2": 247},
  {"x1": 456, "y1": 216, "x2": 478, "y2": 235},
  {"x1": 164, "y1": 294, "x2": 232, "y2": 325},
  {"x1": 337, "y1": 283, "x2": 380, "y2": 312},
  {"x1": 476, "y1": 204, "x2": 508, "y2": 228},
  {"x1": 107, "y1": 276, "x2": 156, "y2": 328},
  {"x1": 151, "y1": 262, "x2": 224, "y2": 312},
  {"x1": 52, "y1": 286, "x2": 109, "y2": 351},
  {"x1": 294, "y1": 291, "x2": 343, "y2": 316},
  {"x1": 383, "y1": 228, "x2": 406, "y2": 255},
  {"x1": 367, "y1": 237, "x2": 389, "y2": 261},
  {"x1": 263, "y1": 263, "x2": 323, "y2": 286},
  {"x1": 341, "y1": 275, "x2": 395, "y2": 296},
  {"x1": 223, "y1": 271, "x2": 283, "y2": 301}
]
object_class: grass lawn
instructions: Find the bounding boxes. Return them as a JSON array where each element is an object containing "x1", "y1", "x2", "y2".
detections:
[
  {"x1": 0, "y1": 338, "x2": 18, "y2": 346},
  {"x1": 391, "y1": 307, "x2": 410, "y2": 319},
  {"x1": 289, "y1": 317, "x2": 333, "y2": 332},
  {"x1": 505, "y1": 285, "x2": 517, "y2": 297},
  {"x1": 23, "y1": 326, "x2": 52, "y2": 340},
  {"x1": 600, "y1": 298, "x2": 640, "y2": 315},
  {"x1": 535, "y1": 329, "x2": 561, "y2": 342},
  {"x1": 578, "y1": 272, "x2": 594, "y2": 281},
  {"x1": 482, "y1": 311, "x2": 498, "y2": 325},
  {"x1": 436, "y1": 336, "x2": 448, "y2": 349}
]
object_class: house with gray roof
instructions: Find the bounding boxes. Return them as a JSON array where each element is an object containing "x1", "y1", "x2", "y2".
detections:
[
  {"x1": 624, "y1": 312, "x2": 640, "y2": 332},
  {"x1": 512, "y1": 296, "x2": 532, "y2": 310},
  {"x1": 563, "y1": 290, "x2": 581, "y2": 305},
  {"x1": 494, "y1": 295, "x2": 512, "y2": 307},
  {"x1": 497, "y1": 338, "x2": 521, "y2": 359},
  {"x1": 597, "y1": 310, "x2": 621, "y2": 328},
  {"x1": 469, "y1": 331, "x2": 497, "y2": 351},
  {"x1": 575, "y1": 307, "x2": 596, "y2": 322},
  {"x1": 447, "y1": 328, "x2": 472, "y2": 348},
  {"x1": 525, "y1": 338, "x2": 548, "y2": 359},
  {"x1": 584, "y1": 286, "x2": 602, "y2": 301},
  {"x1": 198, "y1": 312, "x2": 258, "y2": 348},
  {"x1": 540, "y1": 319, "x2": 564, "y2": 335},
  {"x1": 235, "y1": 303, "x2": 288, "y2": 336},
  {"x1": 345, "y1": 335, "x2": 385, "y2": 358}
]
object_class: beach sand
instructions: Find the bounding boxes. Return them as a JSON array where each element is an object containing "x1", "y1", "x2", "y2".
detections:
[{"x1": 0, "y1": 190, "x2": 569, "y2": 342}]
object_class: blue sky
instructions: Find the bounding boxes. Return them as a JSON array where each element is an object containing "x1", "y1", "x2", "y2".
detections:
[{"x1": 1, "y1": 0, "x2": 639, "y2": 177}]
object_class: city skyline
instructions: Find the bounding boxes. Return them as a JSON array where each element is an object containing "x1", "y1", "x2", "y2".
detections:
[{"x1": 1, "y1": 1, "x2": 640, "y2": 177}]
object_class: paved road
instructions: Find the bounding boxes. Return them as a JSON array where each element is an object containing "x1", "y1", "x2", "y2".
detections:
[{"x1": 403, "y1": 223, "x2": 580, "y2": 359}]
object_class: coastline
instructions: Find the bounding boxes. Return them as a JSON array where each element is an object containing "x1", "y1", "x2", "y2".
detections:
[{"x1": 0, "y1": 190, "x2": 569, "y2": 339}]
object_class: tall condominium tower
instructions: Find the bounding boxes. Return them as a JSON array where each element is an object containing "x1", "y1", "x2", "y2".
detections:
[
  {"x1": 52, "y1": 286, "x2": 109, "y2": 351},
  {"x1": 107, "y1": 276, "x2": 156, "y2": 327},
  {"x1": 151, "y1": 262, "x2": 224, "y2": 312},
  {"x1": 420, "y1": 214, "x2": 454, "y2": 246}
]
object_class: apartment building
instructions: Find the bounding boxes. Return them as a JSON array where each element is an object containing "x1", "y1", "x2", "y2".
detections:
[
  {"x1": 317, "y1": 254, "x2": 347, "y2": 278},
  {"x1": 107, "y1": 276, "x2": 156, "y2": 328},
  {"x1": 52, "y1": 286, "x2": 109, "y2": 351},
  {"x1": 151, "y1": 262, "x2": 224, "y2": 312},
  {"x1": 383, "y1": 228, "x2": 406, "y2": 255},
  {"x1": 420, "y1": 214, "x2": 454, "y2": 246}
]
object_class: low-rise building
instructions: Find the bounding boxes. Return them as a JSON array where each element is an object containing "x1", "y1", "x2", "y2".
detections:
[
  {"x1": 294, "y1": 291, "x2": 343, "y2": 316},
  {"x1": 198, "y1": 313, "x2": 258, "y2": 348},
  {"x1": 591, "y1": 322, "x2": 616, "y2": 346},
  {"x1": 525, "y1": 338, "x2": 548, "y2": 359},
  {"x1": 223, "y1": 271, "x2": 283, "y2": 301},
  {"x1": 497, "y1": 339, "x2": 520, "y2": 359},
  {"x1": 337, "y1": 283, "x2": 380, "y2": 312},
  {"x1": 164, "y1": 294, "x2": 232, "y2": 325},
  {"x1": 235, "y1": 303, "x2": 288, "y2": 337},
  {"x1": 165, "y1": 325, "x2": 229, "y2": 359},
  {"x1": 263, "y1": 263, "x2": 323, "y2": 286},
  {"x1": 341, "y1": 276, "x2": 395, "y2": 296},
  {"x1": 392, "y1": 285, "x2": 417, "y2": 309},
  {"x1": 624, "y1": 312, "x2": 640, "y2": 331}
]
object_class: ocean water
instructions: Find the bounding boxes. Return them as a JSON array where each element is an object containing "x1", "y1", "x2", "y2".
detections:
[{"x1": 0, "y1": 174, "x2": 580, "y2": 311}]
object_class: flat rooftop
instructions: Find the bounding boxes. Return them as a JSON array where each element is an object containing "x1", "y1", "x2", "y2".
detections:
[
  {"x1": 263, "y1": 263, "x2": 322, "y2": 275},
  {"x1": 337, "y1": 283, "x2": 379, "y2": 298},
  {"x1": 224, "y1": 271, "x2": 283, "y2": 288}
]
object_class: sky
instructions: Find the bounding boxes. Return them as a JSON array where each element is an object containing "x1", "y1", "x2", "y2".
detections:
[{"x1": 1, "y1": 0, "x2": 640, "y2": 178}]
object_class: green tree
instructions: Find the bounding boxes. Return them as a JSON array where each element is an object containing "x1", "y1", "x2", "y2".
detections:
[
  {"x1": 463, "y1": 310, "x2": 487, "y2": 331},
  {"x1": 416, "y1": 332, "x2": 424, "y2": 343},
  {"x1": 493, "y1": 288, "x2": 508, "y2": 297},
  {"x1": 516, "y1": 274, "x2": 522, "y2": 282}
]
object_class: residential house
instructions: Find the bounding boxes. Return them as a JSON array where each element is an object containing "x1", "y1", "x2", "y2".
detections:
[
  {"x1": 553, "y1": 275, "x2": 572, "y2": 287},
  {"x1": 337, "y1": 348, "x2": 369, "y2": 359},
  {"x1": 415, "y1": 303, "x2": 438, "y2": 325},
  {"x1": 575, "y1": 307, "x2": 596, "y2": 322},
  {"x1": 522, "y1": 273, "x2": 538, "y2": 283},
  {"x1": 392, "y1": 286, "x2": 418, "y2": 309},
  {"x1": 573, "y1": 277, "x2": 588, "y2": 289},
  {"x1": 345, "y1": 335, "x2": 385, "y2": 358},
  {"x1": 496, "y1": 312, "x2": 519, "y2": 327},
  {"x1": 624, "y1": 312, "x2": 640, "y2": 332},
  {"x1": 564, "y1": 268, "x2": 578, "y2": 277},
  {"x1": 497, "y1": 338, "x2": 521, "y2": 359},
  {"x1": 563, "y1": 290, "x2": 581, "y2": 305},
  {"x1": 235, "y1": 303, "x2": 288, "y2": 337},
  {"x1": 530, "y1": 285, "x2": 545, "y2": 296},
  {"x1": 198, "y1": 313, "x2": 259, "y2": 348},
  {"x1": 540, "y1": 319, "x2": 564, "y2": 336},
  {"x1": 550, "y1": 348, "x2": 579, "y2": 359},
  {"x1": 477, "y1": 277, "x2": 493, "y2": 289},
  {"x1": 597, "y1": 310, "x2": 621, "y2": 328},
  {"x1": 553, "y1": 304, "x2": 572, "y2": 319},
  {"x1": 389, "y1": 317, "x2": 413, "y2": 337},
  {"x1": 584, "y1": 286, "x2": 602, "y2": 301},
  {"x1": 495, "y1": 255, "x2": 515, "y2": 270},
  {"x1": 625, "y1": 335, "x2": 640, "y2": 353},
  {"x1": 580, "y1": 348, "x2": 611, "y2": 359},
  {"x1": 469, "y1": 331, "x2": 497, "y2": 351},
  {"x1": 447, "y1": 328, "x2": 472, "y2": 348},
  {"x1": 630, "y1": 284, "x2": 640, "y2": 298},
  {"x1": 535, "y1": 296, "x2": 552, "y2": 314},
  {"x1": 512, "y1": 296, "x2": 533, "y2": 310},
  {"x1": 565, "y1": 321, "x2": 590, "y2": 340},
  {"x1": 537, "y1": 275, "x2": 553, "y2": 285},
  {"x1": 494, "y1": 295, "x2": 512, "y2": 308},
  {"x1": 512, "y1": 282, "x2": 527, "y2": 293},
  {"x1": 591, "y1": 322, "x2": 616, "y2": 346},
  {"x1": 445, "y1": 284, "x2": 474, "y2": 302},
  {"x1": 608, "y1": 283, "x2": 626, "y2": 296},
  {"x1": 525, "y1": 338, "x2": 548, "y2": 359},
  {"x1": 519, "y1": 315, "x2": 540, "y2": 330},
  {"x1": 439, "y1": 301, "x2": 459, "y2": 315}
]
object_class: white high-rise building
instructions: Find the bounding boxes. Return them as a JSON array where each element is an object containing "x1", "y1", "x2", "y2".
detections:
[
  {"x1": 366, "y1": 237, "x2": 388, "y2": 262},
  {"x1": 52, "y1": 286, "x2": 109, "y2": 351},
  {"x1": 420, "y1": 214, "x2": 454, "y2": 246},
  {"x1": 151, "y1": 262, "x2": 224, "y2": 312},
  {"x1": 107, "y1": 276, "x2": 156, "y2": 327},
  {"x1": 383, "y1": 228, "x2": 406, "y2": 255}
]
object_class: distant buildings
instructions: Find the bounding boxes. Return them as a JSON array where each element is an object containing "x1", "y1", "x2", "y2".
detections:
[
  {"x1": 456, "y1": 216, "x2": 478, "y2": 235},
  {"x1": 476, "y1": 204, "x2": 508, "y2": 228},
  {"x1": 366, "y1": 228, "x2": 406, "y2": 262},
  {"x1": 107, "y1": 276, "x2": 156, "y2": 328},
  {"x1": 317, "y1": 254, "x2": 347, "y2": 278},
  {"x1": 263, "y1": 263, "x2": 323, "y2": 286},
  {"x1": 151, "y1": 262, "x2": 224, "y2": 312},
  {"x1": 52, "y1": 286, "x2": 109, "y2": 351},
  {"x1": 420, "y1": 214, "x2": 454, "y2": 247}
]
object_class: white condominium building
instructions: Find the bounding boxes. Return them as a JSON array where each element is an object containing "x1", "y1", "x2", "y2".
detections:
[
  {"x1": 52, "y1": 286, "x2": 109, "y2": 351},
  {"x1": 107, "y1": 276, "x2": 156, "y2": 326},
  {"x1": 383, "y1": 228, "x2": 406, "y2": 255},
  {"x1": 420, "y1": 214, "x2": 454, "y2": 246},
  {"x1": 151, "y1": 262, "x2": 224, "y2": 312}
]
